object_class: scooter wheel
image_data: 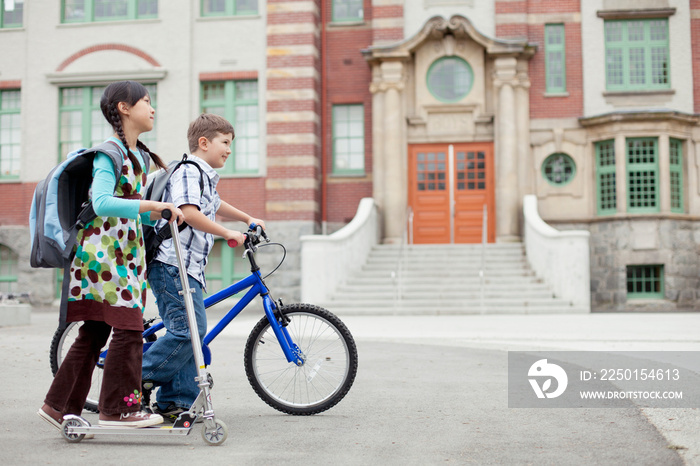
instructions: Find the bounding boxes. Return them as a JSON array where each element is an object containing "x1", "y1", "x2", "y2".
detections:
[
  {"x1": 62, "y1": 417, "x2": 88, "y2": 443},
  {"x1": 201, "y1": 419, "x2": 228, "y2": 446}
]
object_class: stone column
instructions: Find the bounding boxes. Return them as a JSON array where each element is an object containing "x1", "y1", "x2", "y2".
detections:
[
  {"x1": 370, "y1": 66, "x2": 385, "y2": 235},
  {"x1": 379, "y1": 60, "x2": 405, "y2": 243},
  {"x1": 515, "y1": 64, "x2": 532, "y2": 219},
  {"x1": 493, "y1": 57, "x2": 520, "y2": 241}
]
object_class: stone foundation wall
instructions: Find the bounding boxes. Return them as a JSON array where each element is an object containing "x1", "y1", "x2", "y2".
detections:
[{"x1": 556, "y1": 218, "x2": 700, "y2": 312}]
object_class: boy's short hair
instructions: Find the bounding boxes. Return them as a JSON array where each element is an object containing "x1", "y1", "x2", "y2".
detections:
[{"x1": 187, "y1": 114, "x2": 235, "y2": 153}]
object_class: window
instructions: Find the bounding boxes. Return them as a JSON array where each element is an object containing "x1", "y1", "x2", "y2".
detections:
[
  {"x1": 626, "y1": 138, "x2": 659, "y2": 213},
  {"x1": 62, "y1": 0, "x2": 157, "y2": 23},
  {"x1": 595, "y1": 140, "x2": 616, "y2": 215},
  {"x1": 626, "y1": 264, "x2": 664, "y2": 299},
  {"x1": 427, "y1": 57, "x2": 473, "y2": 102},
  {"x1": 201, "y1": 80, "x2": 259, "y2": 174},
  {"x1": 416, "y1": 151, "x2": 446, "y2": 191},
  {"x1": 332, "y1": 104, "x2": 364, "y2": 175},
  {"x1": 201, "y1": 0, "x2": 257, "y2": 16},
  {"x1": 542, "y1": 153, "x2": 575, "y2": 186},
  {"x1": 332, "y1": 0, "x2": 362, "y2": 22},
  {"x1": 205, "y1": 239, "x2": 247, "y2": 295},
  {"x1": 670, "y1": 138, "x2": 683, "y2": 213},
  {"x1": 545, "y1": 24, "x2": 566, "y2": 93},
  {"x1": 58, "y1": 84, "x2": 157, "y2": 160},
  {"x1": 0, "y1": 89, "x2": 21, "y2": 179},
  {"x1": 0, "y1": 244, "x2": 18, "y2": 293},
  {"x1": 604, "y1": 19, "x2": 670, "y2": 91},
  {"x1": 1, "y1": 0, "x2": 23, "y2": 28}
]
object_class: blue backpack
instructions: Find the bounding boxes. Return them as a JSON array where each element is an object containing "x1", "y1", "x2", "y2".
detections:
[{"x1": 28, "y1": 141, "x2": 150, "y2": 325}]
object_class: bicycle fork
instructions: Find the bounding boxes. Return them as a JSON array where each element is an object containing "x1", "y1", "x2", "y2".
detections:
[{"x1": 262, "y1": 296, "x2": 305, "y2": 366}]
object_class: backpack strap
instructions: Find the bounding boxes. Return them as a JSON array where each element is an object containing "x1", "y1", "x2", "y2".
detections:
[
  {"x1": 153, "y1": 154, "x2": 206, "y2": 242},
  {"x1": 58, "y1": 264, "x2": 72, "y2": 329}
]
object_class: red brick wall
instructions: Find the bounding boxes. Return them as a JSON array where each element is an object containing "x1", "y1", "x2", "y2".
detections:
[
  {"x1": 528, "y1": 22, "x2": 584, "y2": 119},
  {"x1": 0, "y1": 183, "x2": 36, "y2": 226},
  {"x1": 322, "y1": 1, "x2": 376, "y2": 224},
  {"x1": 266, "y1": 0, "x2": 322, "y2": 222},
  {"x1": 496, "y1": 0, "x2": 583, "y2": 119},
  {"x1": 215, "y1": 178, "x2": 266, "y2": 221}
]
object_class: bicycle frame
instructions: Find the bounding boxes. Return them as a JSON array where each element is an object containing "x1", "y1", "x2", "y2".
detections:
[{"x1": 141, "y1": 241, "x2": 305, "y2": 368}]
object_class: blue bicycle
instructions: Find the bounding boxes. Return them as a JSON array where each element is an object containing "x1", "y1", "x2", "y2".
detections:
[{"x1": 50, "y1": 225, "x2": 358, "y2": 416}]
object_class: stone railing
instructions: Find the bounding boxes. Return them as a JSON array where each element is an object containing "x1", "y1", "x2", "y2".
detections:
[
  {"x1": 300, "y1": 198, "x2": 380, "y2": 303},
  {"x1": 523, "y1": 195, "x2": 591, "y2": 311}
]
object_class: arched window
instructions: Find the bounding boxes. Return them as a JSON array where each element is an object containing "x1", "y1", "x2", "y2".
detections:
[
  {"x1": 542, "y1": 153, "x2": 576, "y2": 186},
  {"x1": 427, "y1": 57, "x2": 473, "y2": 102}
]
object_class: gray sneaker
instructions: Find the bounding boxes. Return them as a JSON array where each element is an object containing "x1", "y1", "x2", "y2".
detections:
[{"x1": 153, "y1": 403, "x2": 187, "y2": 422}]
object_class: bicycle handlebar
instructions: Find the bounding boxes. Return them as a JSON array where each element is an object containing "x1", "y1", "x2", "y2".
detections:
[{"x1": 227, "y1": 223, "x2": 268, "y2": 249}]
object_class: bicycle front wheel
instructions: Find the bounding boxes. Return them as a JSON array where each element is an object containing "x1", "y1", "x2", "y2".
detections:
[{"x1": 244, "y1": 303, "x2": 358, "y2": 415}]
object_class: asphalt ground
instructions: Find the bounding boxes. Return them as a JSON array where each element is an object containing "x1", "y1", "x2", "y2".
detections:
[{"x1": 0, "y1": 308, "x2": 698, "y2": 465}]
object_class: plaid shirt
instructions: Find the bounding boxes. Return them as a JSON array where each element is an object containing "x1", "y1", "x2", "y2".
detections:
[{"x1": 153, "y1": 154, "x2": 221, "y2": 290}]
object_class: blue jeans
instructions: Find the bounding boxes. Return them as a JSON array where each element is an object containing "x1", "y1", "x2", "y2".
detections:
[{"x1": 142, "y1": 261, "x2": 207, "y2": 409}]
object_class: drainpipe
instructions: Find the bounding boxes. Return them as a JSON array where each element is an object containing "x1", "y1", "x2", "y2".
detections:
[{"x1": 320, "y1": 0, "x2": 328, "y2": 235}]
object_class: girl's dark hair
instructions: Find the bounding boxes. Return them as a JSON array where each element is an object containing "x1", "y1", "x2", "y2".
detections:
[{"x1": 100, "y1": 80, "x2": 166, "y2": 174}]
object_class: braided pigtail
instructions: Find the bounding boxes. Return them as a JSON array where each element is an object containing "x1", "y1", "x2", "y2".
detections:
[
  {"x1": 108, "y1": 102, "x2": 143, "y2": 175},
  {"x1": 136, "y1": 140, "x2": 166, "y2": 171}
]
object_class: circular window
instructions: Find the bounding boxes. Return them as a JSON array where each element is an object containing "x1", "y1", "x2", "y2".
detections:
[
  {"x1": 542, "y1": 153, "x2": 576, "y2": 186},
  {"x1": 427, "y1": 57, "x2": 473, "y2": 102}
]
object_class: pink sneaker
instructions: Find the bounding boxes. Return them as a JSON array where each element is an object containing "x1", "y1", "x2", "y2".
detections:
[{"x1": 99, "y1": 411, "x2": 163, "y2": 428}]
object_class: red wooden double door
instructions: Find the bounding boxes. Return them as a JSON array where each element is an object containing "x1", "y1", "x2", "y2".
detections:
[{"x1": 408, "y1": 143, "x2": 495, "y2": 244}]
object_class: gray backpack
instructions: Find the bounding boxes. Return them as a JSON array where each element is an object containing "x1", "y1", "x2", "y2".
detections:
[{"x1": 29, "y1": 141, "x2": 151, "y2": 326}]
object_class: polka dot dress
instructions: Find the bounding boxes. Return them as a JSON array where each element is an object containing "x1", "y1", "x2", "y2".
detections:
[{"x1": 67, "y1": 153, "x2": 148, "y2": 328}]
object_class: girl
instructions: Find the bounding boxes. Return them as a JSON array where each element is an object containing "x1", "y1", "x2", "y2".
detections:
[{"x1": 38, "y1": 81, "x2": 184, "y2": 429}]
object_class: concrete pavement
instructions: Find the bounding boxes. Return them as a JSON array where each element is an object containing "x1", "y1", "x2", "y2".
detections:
[{"x1": 0, "y1": 308, "x2": 698, "y2": 465}]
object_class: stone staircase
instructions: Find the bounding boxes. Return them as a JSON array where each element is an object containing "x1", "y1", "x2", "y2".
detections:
[{"x1": 318, "y1": 243, "x2": 587, "y2": 315}]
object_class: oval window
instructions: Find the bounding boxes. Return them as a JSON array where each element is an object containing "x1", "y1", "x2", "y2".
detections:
[
  {"x1": 427, "y1": 57, "x2": 473, "y2": 102},
  {"x1": 542, "y1": 153, "x2": 576, "y2": 186}
]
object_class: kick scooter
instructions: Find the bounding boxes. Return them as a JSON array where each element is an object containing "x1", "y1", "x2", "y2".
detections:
[{"x1": 60, "y1": 210, "x2": 228, "y2": 445}]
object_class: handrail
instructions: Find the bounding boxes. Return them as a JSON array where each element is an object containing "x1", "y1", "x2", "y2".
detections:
[
  {"x1": 479, "y1": 204, "x2": 487, "y2": 313},
  {"x1": 393, "y1": 206, "x2": 413, "y2": 311},
  {"x1": 300, "y1": 198, "x2": 379, "y2": 303},
  {"x1": 523, "y1": 195, "x2": 591, "y2": 310}
]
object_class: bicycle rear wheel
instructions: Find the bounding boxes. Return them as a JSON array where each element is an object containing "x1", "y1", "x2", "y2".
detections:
[
  {"x1": 244, "y1": 303, "x2": 358, "y2": 415},
  {"x1": 49, "y1": 322, "x2": 103, "y2": 413},
  {"x1": 49, "y1": 321, "x2": 159, "y2": 413}
]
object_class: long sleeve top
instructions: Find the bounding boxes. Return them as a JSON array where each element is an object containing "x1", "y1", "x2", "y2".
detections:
[{"x1": 91, "y1": 137, "x2": 154, "y2": 225}]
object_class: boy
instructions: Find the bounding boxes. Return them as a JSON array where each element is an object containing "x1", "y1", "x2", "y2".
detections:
[{"x1": 142, "y1": 114, "x2": 265, "y2": 420}]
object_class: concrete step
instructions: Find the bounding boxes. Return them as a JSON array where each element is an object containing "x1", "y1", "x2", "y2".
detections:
[
  {"x1": 357, "y1": 269, "x2": 537, "y2": 278},
  {"x1": 339, "y1": 282, "x2": 550, "y2": 292},
  {"x1": 323, "y1": 241, "x2": 573, "y2": 315},
  {"x1": 331, "y1": 289, "x2": 556, "y2": 300},
  {"x1": 319, "y1": 304, "x2": 588, "y2": 316},
  {"x1": 322, "y1": 297, "x2": 574, "y2": 308}
]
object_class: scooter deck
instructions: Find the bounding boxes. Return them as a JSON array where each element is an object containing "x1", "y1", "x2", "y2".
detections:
[
  {"x1": 67, "y1": 425, "x2": 193, "y2": 436},
  {"x1": 62, "y1": 412, "x2": 200, "y2": 437}
]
